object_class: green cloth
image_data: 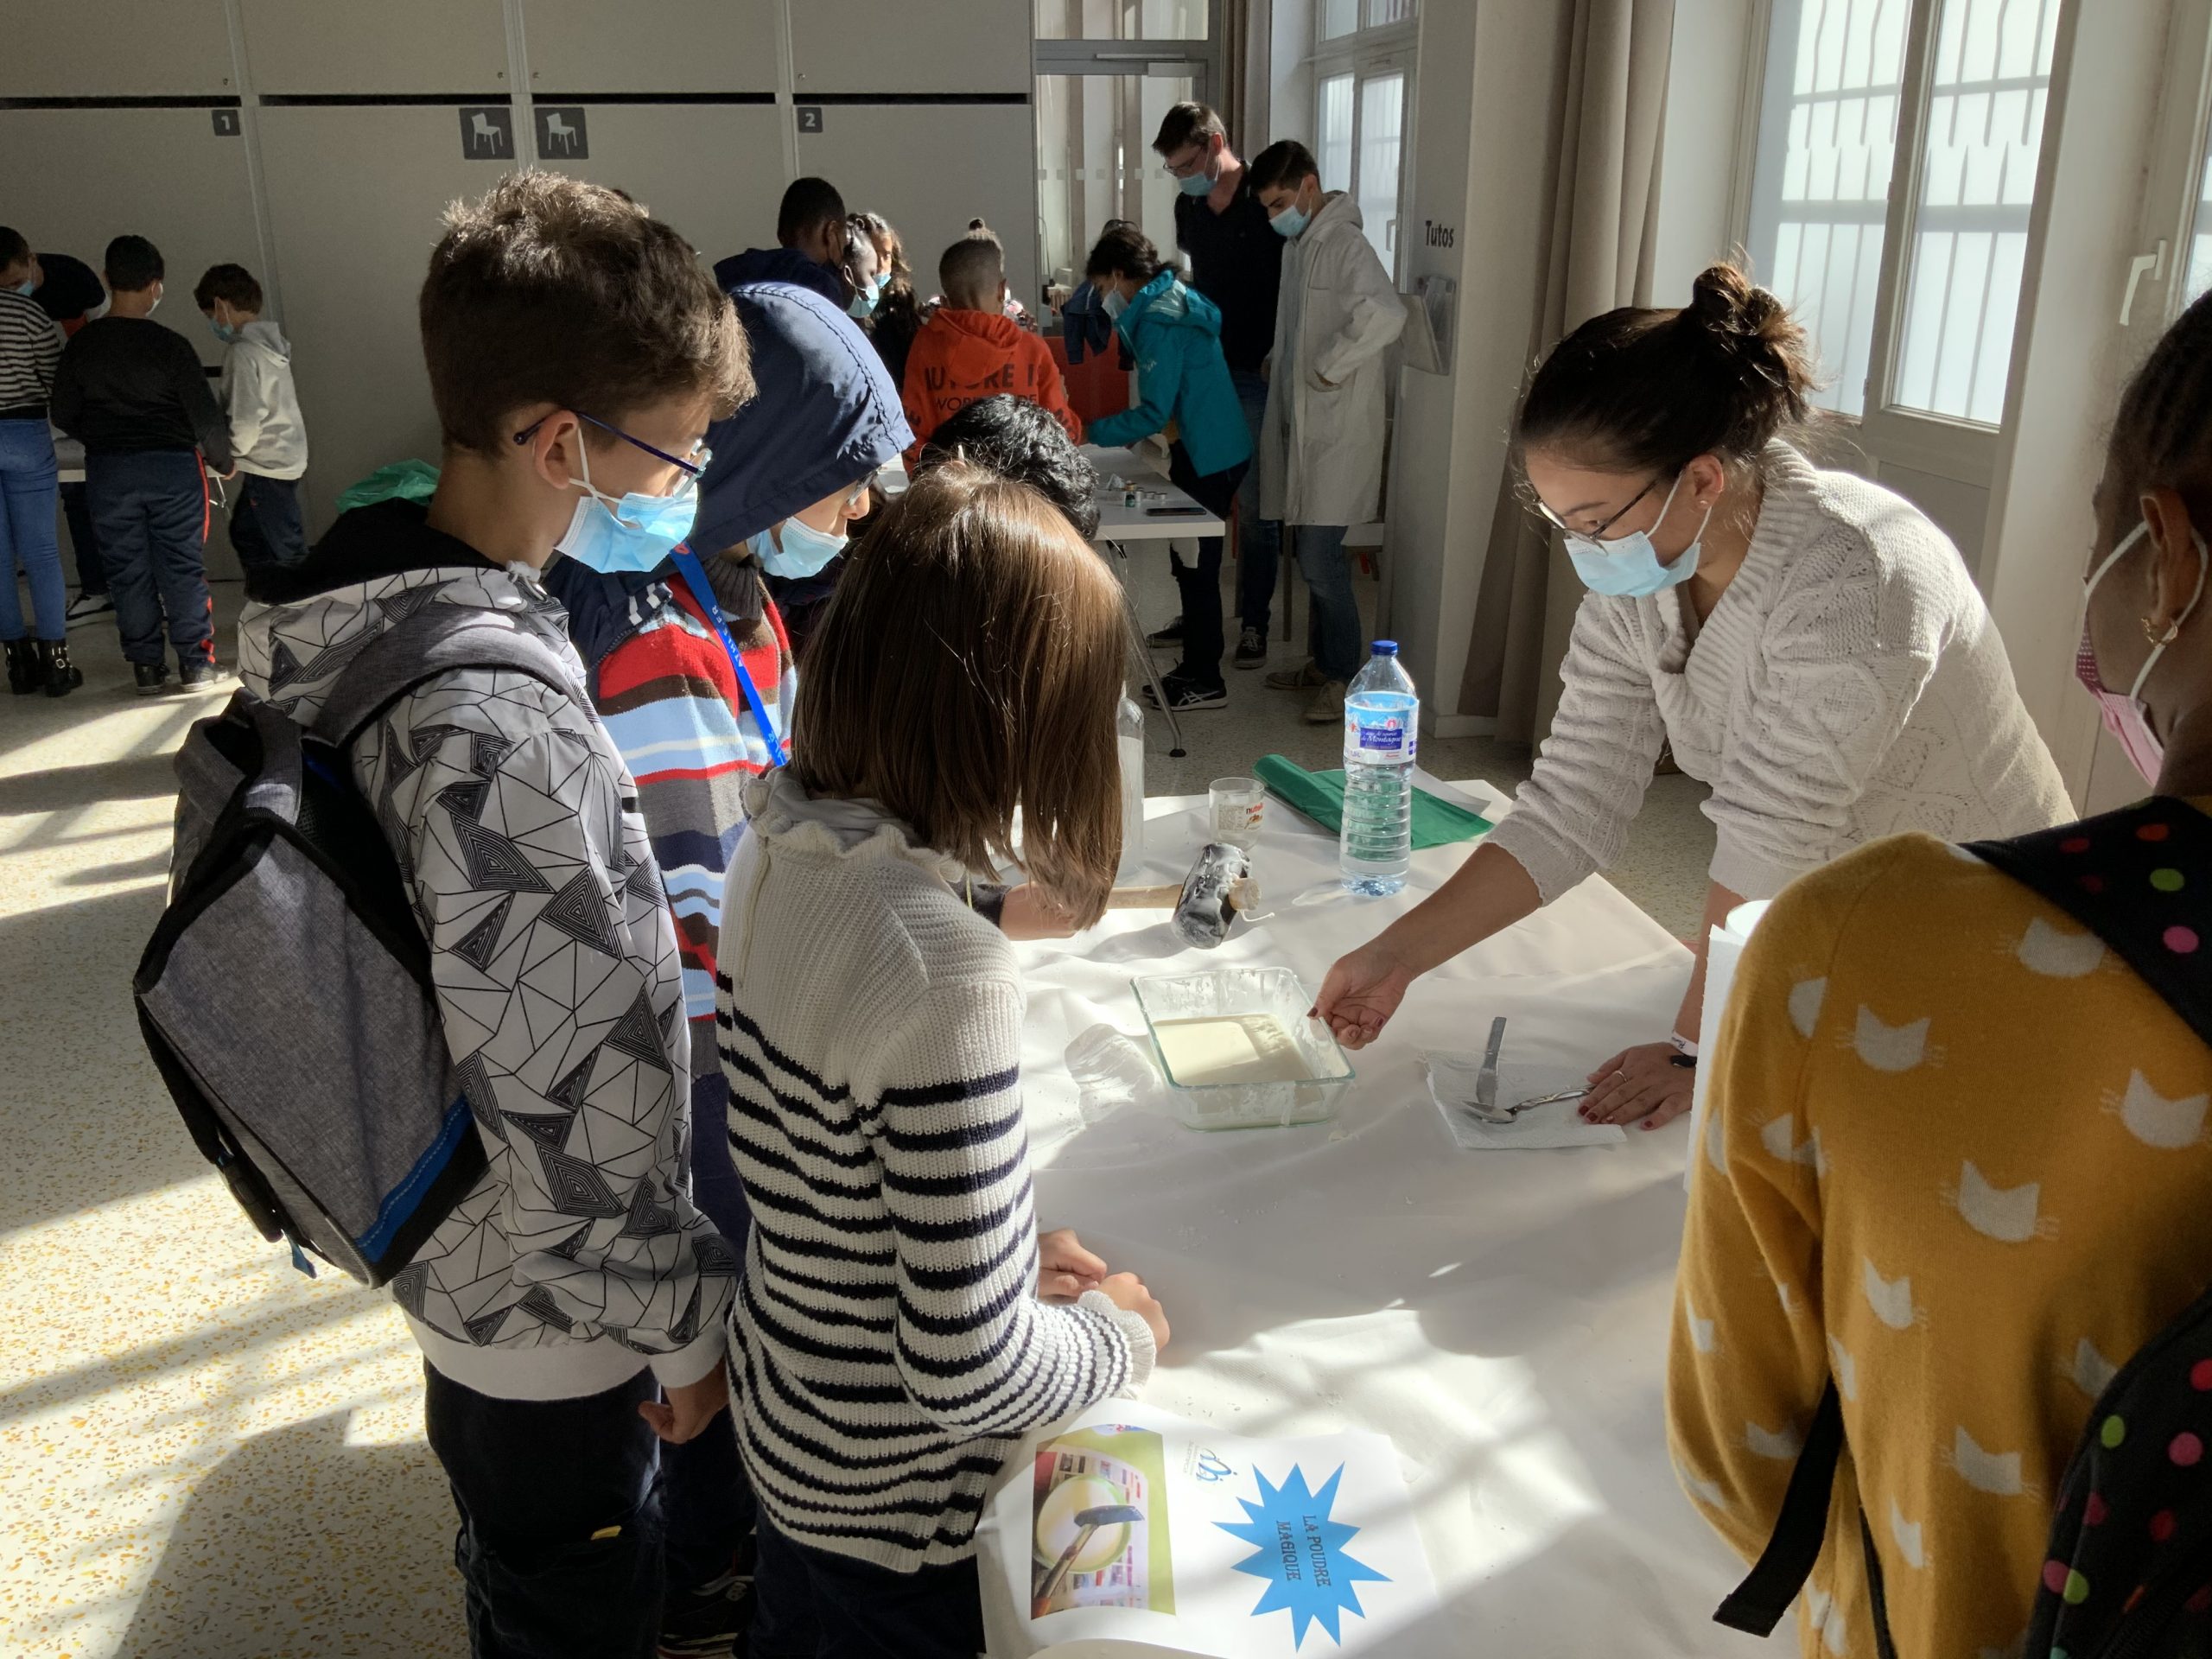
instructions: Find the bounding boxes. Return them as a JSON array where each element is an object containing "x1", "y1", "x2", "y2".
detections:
[
  {"x1": 335, "y1": 460, "x2": 441, "y2": 516},
  {"x1": 1253, "y1": 753, "x2": 1494, "y2": 849}
]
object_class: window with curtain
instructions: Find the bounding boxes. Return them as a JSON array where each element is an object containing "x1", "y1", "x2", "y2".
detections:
[{"x1": 1313, "y1": 0, "x2": 1416, "y2": 282}]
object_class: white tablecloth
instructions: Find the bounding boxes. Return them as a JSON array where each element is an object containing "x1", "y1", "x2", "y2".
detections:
[
  {"x1": 1010, "y1": 782, "x2": 1755, "y2": 1656},
  {"x1": 1084, "y1": 443, "x2": 1226, "y2": 543}
]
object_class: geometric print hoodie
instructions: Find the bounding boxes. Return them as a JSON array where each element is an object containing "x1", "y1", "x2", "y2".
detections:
[{"x1": 237, "y1": 499, "x2": 734, "y2": 1400}]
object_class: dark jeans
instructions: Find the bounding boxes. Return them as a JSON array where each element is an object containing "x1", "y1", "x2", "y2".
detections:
[
  {"x1": 85, "y1": 449, "x2": 213, "y2": 668},
  {"x1": 1229, "y1": 368, "x2": 1283, "y2": 638},
  {"x1": 61, "y1": 481, "x2": 103, "y2": 597},
  {"x1": 661, "y1": 1068, "x2": 757, "y2": 1592},
  {"x1": 1294, "y1": 523, "x2": 1363, "y2": 683},
  {"x1": 229, "y1": 471, "x2": 308, "y2": 571},
  {"x1": 423, "y1": 1363, "x2": 665, "y2": 1659},
  {"x1": 750, "y1": 1513, "x2": 984, "y2": 1659},
  {"x1": 1164, "y1": 442, "x2": 1247, "y2": 687}
]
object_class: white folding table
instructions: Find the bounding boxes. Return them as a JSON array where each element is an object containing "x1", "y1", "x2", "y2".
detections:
[{"x1": 1007, "y1": 780, "x2": 1751, "y2": 1656}]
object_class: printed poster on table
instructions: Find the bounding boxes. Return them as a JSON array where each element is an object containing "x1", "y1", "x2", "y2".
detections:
[{"x1": 977, "y1": 1402, "x2": 1438, "y2": 1656}]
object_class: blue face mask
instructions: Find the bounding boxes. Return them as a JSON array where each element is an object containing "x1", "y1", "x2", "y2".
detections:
[
  {"x1": 11, "y1": 278, "x2": 35, "y2": 296},
  {"x1": 874, "y1": 271, "x2": 892, "y2": 294},
  {"x1": 1270, "y1": 201, "x2": 1311, "y2": 239},
  {"x1": 1177, "y1": 172, "x2": 1212, "y2": 197},
  {"x1": 207, "y1": 318, "x2": 237, "y2": 343},
  {"x1": 1101, "y1": 286, "x2": 1129, "y2": 321},
  {"x1": 753, "y1": 514, "x2": 849, "y2": 580},
  {"x1": 1561, "y1": 470, "x2": 1713, "y2": 599},
  {"x1": 556, "y1": 442, "x2": 700, "y2": 575},
  {"x1": 847, "y1": 284, "x2": 880, "y2": 320}
]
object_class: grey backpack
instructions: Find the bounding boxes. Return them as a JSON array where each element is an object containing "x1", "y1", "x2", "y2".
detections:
[{"x1": 134, "y1": 607, "x2": 589, "y2": 1286}]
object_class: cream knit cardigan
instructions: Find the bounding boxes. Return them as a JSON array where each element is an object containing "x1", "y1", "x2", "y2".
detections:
[{"x1": 1487, "y1": 442, "x2": 2072, "y2": 905}]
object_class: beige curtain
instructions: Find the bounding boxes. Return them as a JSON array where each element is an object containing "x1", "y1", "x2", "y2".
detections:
[{"x1": 1454, "y1": 0, "x2": 1675, "y2": 744}]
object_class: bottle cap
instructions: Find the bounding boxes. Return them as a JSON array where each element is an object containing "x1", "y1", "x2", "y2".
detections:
[{"x1": 1372, "y1": 640, "x2": 1399, "y2": 655}]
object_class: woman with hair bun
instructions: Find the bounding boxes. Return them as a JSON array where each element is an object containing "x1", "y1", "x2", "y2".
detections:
[{"x1": 1314, "y1": 264, "x2": 2070, "y2": 1128}]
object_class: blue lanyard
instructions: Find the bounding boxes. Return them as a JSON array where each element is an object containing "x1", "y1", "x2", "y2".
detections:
[{"x1": 668, "y1": 545, "x2": 788, "y2": 770}]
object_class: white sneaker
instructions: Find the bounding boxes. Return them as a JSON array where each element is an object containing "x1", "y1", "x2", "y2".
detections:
[{"x1": 65, "y1": 592, "x2": 115, "y2": 628}]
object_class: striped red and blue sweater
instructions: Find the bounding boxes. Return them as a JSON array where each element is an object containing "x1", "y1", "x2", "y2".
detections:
[{"x1": 594, "y1": 569, "x2": 793, "y2": 1027}]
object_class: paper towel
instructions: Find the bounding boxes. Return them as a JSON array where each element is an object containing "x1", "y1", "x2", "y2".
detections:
[{"x1": 1686, "y1": 899, "x2": 1771, "y2": 1189}]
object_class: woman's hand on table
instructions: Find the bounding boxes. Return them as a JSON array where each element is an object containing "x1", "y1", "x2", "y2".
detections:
[
  {"x1": 1313, "y1": 938, "x2": 1415, "y2": 1051},
  {"x1": 1038, "y1": 1228, "x2": 1108, "y2": 1302},
  {"x1": 1100, "y1": 1272, "x2": 1170, "y2": 1353},
  {"x1": 1581, "y1": 1041, "x2": 1695, "y2": 1129}
]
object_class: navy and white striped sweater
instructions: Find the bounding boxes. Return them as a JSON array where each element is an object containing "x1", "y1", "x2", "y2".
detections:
[{"x1": 715, "y1": 772, "x2": 1153, "y2": 1571}]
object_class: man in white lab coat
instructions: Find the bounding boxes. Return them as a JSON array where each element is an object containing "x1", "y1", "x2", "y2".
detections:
[{"x1": 1249, "y1": 139, "x2": 1405, "y2": 725}]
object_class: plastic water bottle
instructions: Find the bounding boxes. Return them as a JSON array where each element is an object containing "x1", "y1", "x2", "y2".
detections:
[
  {"x1": 1116, "y1": 691, "x2": 1147, "y2": 881},
  {"x1": 1339, "y1": 642, "x2": 1417, "y2": 895}
]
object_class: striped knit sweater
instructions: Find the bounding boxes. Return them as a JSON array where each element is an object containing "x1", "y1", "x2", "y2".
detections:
[
  {"x1": 0, "y1": 289, "x2": 64, "y2": 416},
  {"x1": 716, "y1": 772, "x2": 1154, "y2": 1571},
  {"x1": 582, "y1": 559, "x2": 793, "y2": 1054}
]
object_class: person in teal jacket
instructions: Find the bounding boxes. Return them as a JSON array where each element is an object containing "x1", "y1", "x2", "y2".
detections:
[{"x1": 1085, "y1": 223, "x2": 1253, "y2": 708}]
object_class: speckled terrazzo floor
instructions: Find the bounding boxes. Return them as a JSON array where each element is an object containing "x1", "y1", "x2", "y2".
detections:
[
  {"x1": 2, "y1": 587, "x2": 465, "y2": 1659},
  {"x1": 0, "y1": 575, "x2": 1713, "y2": 1659}
]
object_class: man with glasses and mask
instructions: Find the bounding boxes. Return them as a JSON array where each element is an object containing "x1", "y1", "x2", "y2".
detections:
[{"x1": 1153, "y1": 101, "x2": 1285, "y2": 671}]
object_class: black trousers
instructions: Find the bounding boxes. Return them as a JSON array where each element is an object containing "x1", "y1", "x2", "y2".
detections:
[
  {"x1": 1164, "y1": 442, "x2": 1248, "y2": 686},
  {"x1": 748, "y1": 1513, "x2": 984, "y2": 1659},
  {"x1": 85, "y1": 449, "x2": 211, "y2": 667},
  {"x1": 423, "y1": 1363, "x2": 664, "y2": 1659}
]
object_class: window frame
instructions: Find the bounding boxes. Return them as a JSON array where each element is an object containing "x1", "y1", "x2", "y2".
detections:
[
  {"x1": 1312, "y1": 5, "x2": 1418, "y2": 283},
  {"x1": 1732, "y1": 0, "x2": 2069, "y2": 491}
]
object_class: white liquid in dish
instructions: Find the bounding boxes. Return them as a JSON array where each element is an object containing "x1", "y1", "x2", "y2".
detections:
[{"x1": 1151, "y1": 1014, "x2": 1313, "y2": 1087}]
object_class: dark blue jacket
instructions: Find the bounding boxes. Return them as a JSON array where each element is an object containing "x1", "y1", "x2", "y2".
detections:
[
  {"x1": 691, "y1": 281, "x2": 912, "y2": 559},
  {"x1": 546, "y1": 280, "x2": 912, "y2": 664},
  {"x1": 1085, "y1": 272, "x2": 1253, "y2": 480},
  {"x1": 713, "y1": 247, "x2": 845, "y2": 308}
]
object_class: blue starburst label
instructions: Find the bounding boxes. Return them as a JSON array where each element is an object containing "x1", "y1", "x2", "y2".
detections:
[{"x1": 1216, "y1": 1464, "x2": 1392, "y2": 1647}]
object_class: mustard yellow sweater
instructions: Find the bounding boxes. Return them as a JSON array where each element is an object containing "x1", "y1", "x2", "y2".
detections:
[{"x1": 1670, "y1": 826, "x2": 2212, "y2": 1659}]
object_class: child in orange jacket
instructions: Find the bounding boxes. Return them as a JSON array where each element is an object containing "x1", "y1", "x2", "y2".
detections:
[{"x1": 901, "y1": 221, "x2": 1081, "y2": 461}]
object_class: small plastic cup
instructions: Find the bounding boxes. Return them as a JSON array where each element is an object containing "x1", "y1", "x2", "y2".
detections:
[{"x1": 1208, "y1": 777, "x2": 1265, "y2": 849}]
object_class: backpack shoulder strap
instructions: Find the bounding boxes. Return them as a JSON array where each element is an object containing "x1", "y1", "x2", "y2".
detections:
[
  {"x1": 307, "y1": 604, "x2": 594, "y2": 752},
  {"x1": 1715, "y1": 1382, "x2": 1846, "y2": 1636},
  {"x1": 1967, "y1": 798, "x2": 2212, "y2": 1048}
]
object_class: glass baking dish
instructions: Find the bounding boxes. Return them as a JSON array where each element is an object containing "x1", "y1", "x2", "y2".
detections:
[{"x1": 1131, "y1": 966, "x2": 1355, "y2": 1130}]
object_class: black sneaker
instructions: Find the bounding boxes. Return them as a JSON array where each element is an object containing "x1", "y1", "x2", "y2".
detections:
[
  {"x1": 657, "y1": 1558, "x2": 753, "y2": 1659},
  {"x1": 178, "y1": 658, "x2": 231, "y2": 692},
  {"x1": 1233, "y1": 627, "x2": 1268, "y2": 670},
  {"x1": 1145, "y1": 614, "x2": 1185, "y2": 648},
  {"x1": 1142, "y1": 672, "x2": 1229, "y2": 712},
  {"x1": 133, "y1": 663, "x2": 171, "y2": 696},
  {"x1": 65, "y1": 592, "x2": 115, "y2": 628}
]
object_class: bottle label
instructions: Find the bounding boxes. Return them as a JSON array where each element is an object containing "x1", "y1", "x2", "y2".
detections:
[{"x1": 1353, "y1": 715, "x2": 1414, "y2": 757}]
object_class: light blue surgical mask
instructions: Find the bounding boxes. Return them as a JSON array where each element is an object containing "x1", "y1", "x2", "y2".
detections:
[
  {"x1": 874, "y1": 271, "x2": 892, "y2": 294},
  {"x1": 848, "y1": 285, "x2": 880, "y2": 320},
  {"x1": 556, "y1": 442, "x2": 700, "y2": 575},
  {"x1": 207, "y1": 318, "x2": 238, "y2": 343},
  {"x1": 10, "y1": 278, "x2": 34, "y2": 296},
  {"x1": 1270, "y1": 202, "x2": 1310, "y2": 239},
  {"x1": 1177, "y1": 172, "x2": 1212, "y2": 197},
  {"x1": 1561, "y1": 469, "x2": 1713, "y2": 599},
  {"x1": 1101, "y1": 286, "x2": 1129, "y2": 321},
  {"x1": 753, "y1": 515, "x2": 849, "y2": 580}
]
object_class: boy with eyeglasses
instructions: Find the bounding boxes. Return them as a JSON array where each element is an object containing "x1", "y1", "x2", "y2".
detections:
[{"x1": 234, "y1": 172, "x2": 752, "y2": 1659}]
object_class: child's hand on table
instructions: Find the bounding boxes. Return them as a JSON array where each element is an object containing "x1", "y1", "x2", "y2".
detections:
[
  {"x1": 1100, "y1": 1272, "x2": 1170, "y2": 1354},
  {"x1": 1038, "y1": 1227, "x2": 1107, "y2": 1302}
]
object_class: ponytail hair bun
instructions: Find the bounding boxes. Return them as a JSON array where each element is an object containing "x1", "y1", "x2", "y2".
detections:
[{"x1": 1515, "y1": 261, "x2": 1822, "y2": 476}]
